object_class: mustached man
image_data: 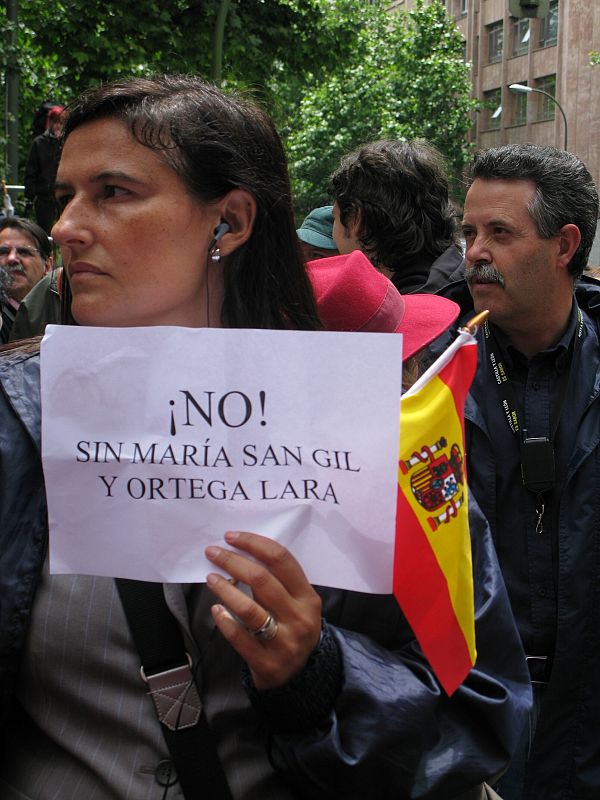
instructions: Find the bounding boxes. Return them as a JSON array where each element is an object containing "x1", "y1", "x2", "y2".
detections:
[{"x1": 437, "y1": 143, "x2": 600, "y2": 800}]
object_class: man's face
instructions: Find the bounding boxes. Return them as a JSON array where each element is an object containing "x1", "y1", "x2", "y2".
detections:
[
  {"x1": 299, "y1": 240, "x2": 338, "y2": 262},
  {"x1": 49, "y1": 116, "x2": 64, "y2": 138},
  {"x1": 462, "y1": 178, "x2": 560, "y2": 332},
  {"x1": 0, "y1": 229, "x2": 49, "y2": 302}
]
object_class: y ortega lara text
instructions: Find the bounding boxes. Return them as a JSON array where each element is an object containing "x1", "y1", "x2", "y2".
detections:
[{"x1": 75, "y1": 441, "x2": 362, "y2": 505}]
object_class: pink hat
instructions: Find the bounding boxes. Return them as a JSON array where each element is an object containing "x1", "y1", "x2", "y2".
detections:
[{"x1": 307, "y1": 250, "x2": 459, "y2": 361}]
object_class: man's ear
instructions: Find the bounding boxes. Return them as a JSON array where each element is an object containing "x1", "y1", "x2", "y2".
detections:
[
  {"x1": 216, "y1": 189, "x2": 257, "y2": 256},
  {"x1": 346, "y1": 205, "x2": 363, "y2": 240},
  {"x1": 44, "y1": 254, "x2": 53, "y2": 274},
  {"x1": 557, "y1": 223, "x2": 581, "y2": 271}
]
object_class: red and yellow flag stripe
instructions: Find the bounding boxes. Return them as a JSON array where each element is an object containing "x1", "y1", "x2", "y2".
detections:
[{"x1": 394, "y1": 335, "x2": 478, "y2": 695}]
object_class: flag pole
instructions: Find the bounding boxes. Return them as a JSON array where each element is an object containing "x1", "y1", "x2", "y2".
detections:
[{"x1": 404, "y1": 310, "x2": 489, "y2": 398}]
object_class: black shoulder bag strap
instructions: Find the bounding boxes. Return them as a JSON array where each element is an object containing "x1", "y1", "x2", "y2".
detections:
[{"x1": 116, "y1": 578, "x2": 233, "y2": 800}]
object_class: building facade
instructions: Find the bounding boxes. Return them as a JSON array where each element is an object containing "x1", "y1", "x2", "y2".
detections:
[{"x1": 389, "y1": 0, "x2": 600, "y2": 262}]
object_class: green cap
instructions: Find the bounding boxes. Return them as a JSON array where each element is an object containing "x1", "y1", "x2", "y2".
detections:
[{"x1": 297, "y1": 206, "x2": 335, "y2": 249}]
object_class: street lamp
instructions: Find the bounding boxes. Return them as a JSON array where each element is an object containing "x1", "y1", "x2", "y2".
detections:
[{"x1": 508, "y1": 83, "x2": 568, "y2": 151}]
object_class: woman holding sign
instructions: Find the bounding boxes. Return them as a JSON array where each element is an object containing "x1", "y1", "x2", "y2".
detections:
[{"x1": 0, "y1": 76, "x2": 528, "y2": 799}]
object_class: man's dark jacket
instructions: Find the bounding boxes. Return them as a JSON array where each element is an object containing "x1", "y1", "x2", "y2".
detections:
[
  {"x1": 391, "y1": 244, "x2": 464, "y2": 295},
  {"x1": 9, "y1": 269, "x2": 61, "y2": 341},
  {"x1": 434, "y1": 276, "x2": 600, "y2": 800}
]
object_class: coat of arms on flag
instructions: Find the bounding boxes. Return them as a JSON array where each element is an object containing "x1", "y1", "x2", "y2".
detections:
[
  {"x1": 400, "y1": 436, "x2": 465, "y2": 530},
  {"x1": 393, "y1": 313, "x2": 487, "y2": 695}
]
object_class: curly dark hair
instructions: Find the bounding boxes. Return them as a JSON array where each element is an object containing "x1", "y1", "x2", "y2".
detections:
[
  {"x1": 59, "y1": 75, "x2": 320, "y2": 331},
  {"x1": 471, "y1": 143, "x2": 599, "y2": 279},
  {"x1": 329, "y1": 140, "x2": 458, "y2": 278}
]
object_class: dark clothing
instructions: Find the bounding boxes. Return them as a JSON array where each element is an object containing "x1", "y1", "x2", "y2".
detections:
[
  {"x1": 32, "y1": 196, "x2": 58, "y2": 236},
  {"x1": 0, "y1": 301, "x2": 16, "y2": 344},
  {"x1": 390, "y1": 245, "x2": 464, "y2": 295},
  {"x1": 24, "y1": 131, "x2": 61, "y2": 199},
  {"x1": 390, "y1": 261, "x2": 431, "y2": 294},
  {"x1": 419, "y1": 244, "x2": 464, "y2": 293},
  {"x1": 478, "y1": 306, "x2": 588, "y2": 663},
  {"x1": 435, "y1": 277, "x2": 600, "y2": 799},
  {"x1": 9, "y1": 269, "x2": 61, "y2": 341},
  {"x1": 24, "y1": 131, "x2": 61, "y2": 234},
  {"x1": 0, "y1": 344, "x2": 531, "y2": 799}
]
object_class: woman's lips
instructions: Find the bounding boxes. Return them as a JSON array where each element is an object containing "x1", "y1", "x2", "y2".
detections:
[{"x1": 68, "y1": 262, "x2": 107, "y2": 280}]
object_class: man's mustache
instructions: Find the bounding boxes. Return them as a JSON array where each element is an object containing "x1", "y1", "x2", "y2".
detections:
[
  {"x1": 4, "y1": 264, "x2": 26, "y2": 277},
  {"x1": 465, "y1": 262, "x2": 505, "y2": 287},
  {"x1": 0, "y1": 265, "x2": 24, "y2": 299}
]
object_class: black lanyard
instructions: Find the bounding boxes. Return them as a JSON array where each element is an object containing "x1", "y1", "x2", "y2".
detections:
[{"x1": 482, "y1": 309, "x2": 584, "y2": 531}]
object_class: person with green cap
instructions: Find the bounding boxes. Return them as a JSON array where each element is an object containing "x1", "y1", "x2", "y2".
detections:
[{"x1": 296, "y1": 205, "x2": 338, "y2": 261}]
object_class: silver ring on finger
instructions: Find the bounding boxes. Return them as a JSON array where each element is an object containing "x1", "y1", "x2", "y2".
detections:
[{"x1": 249, "y1": 612, "x2": 278, "y2": 642}]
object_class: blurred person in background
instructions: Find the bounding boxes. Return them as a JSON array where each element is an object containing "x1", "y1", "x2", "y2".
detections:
[
  {"x1": 330, "y1": 139, "x2": 464, "y2": 294},
  {"x1": 297, "y1": 205, "x2": 338, "y2": 261},
  {"x1": 0, "y1": 217, "x2": 51, "y2": 343},
  {"x1": 24, "y1": 105, "x2": 65, "y2": 234}
]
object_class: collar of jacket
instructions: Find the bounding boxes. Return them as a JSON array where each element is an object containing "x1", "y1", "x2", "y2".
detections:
[{"x1": 0, "y1": 345, "x2": 42, "y2": 452}]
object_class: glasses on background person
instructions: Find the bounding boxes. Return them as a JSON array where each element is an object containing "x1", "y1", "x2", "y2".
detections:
[{"x1": 0, "y1": 245, "x2": 41, "y2": 259}]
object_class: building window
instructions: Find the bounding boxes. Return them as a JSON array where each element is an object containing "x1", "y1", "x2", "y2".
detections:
[
  {"x1": 536, "y1": 75, "x2": 557, "y2": 120},
  {"x1": 512, "y1": 83, "x2": 528, "y2": 125},
  {"x1": 487, "y1": 21, "x2": 503, "y2": 64},
  {"x1": 512, "y1": 17, "x2": 530, "y2": 57},
  {"x1": 539, "y1": 0, "x2": 558, "y2": 48},
  {"x1": 484, "y1": 88, "x2": 502, "y2": 130},
  {"x1": 460, "y1": 0, "x2": 468, "y2": 15}
]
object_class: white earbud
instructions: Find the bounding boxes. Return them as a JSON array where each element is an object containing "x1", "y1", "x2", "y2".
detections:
[
  {"x1": 213, "y1": 221, "x2": 230, "y2": 241},
  {"x1": 209, "y1": 221, "x2": 230, "y2": 263}
]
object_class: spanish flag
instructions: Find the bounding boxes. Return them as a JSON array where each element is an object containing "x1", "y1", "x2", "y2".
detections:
[{"x1": 394, "y1": 322, "x2": 482, "y2": 695}]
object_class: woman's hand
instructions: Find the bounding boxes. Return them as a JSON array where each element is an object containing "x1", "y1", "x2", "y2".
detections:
[{"x1": 205, "y1": 531, "x2": 322, "y2": 690}]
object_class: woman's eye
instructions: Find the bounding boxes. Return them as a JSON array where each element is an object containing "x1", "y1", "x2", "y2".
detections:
[
  {"x1": 55, "y1": 194, "x2": 72, "y2": 211},
  {"x1": 104, "y1": 185, "x2": 129, "y2": 199}
]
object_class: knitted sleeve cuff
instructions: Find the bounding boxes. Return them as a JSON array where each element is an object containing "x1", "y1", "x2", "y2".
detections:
[{"x1": 241, "y1": 621, "x2": 343, "y2": 734}]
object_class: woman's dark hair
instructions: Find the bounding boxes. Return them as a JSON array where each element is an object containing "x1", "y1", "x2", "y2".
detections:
[
  {"x1": 329, "y1": 140, "x2": 458, "y2": 275},
  {"x1": 59, "y1": 75, "x2": 320, "y2": 331}
]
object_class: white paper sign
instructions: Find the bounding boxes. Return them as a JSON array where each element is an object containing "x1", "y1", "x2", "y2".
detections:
[{"x1": 40, "y1": 326, "x2": 403, "y2": 592}]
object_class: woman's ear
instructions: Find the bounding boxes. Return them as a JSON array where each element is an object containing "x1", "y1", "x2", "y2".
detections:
[{"x1": 217, "y1": 189, "x2": 257, "y2": 255}]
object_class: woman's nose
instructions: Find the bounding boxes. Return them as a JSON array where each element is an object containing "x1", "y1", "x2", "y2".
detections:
[{"x1": 51, "y1": 198, "x2": 93, "y2": 248}]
